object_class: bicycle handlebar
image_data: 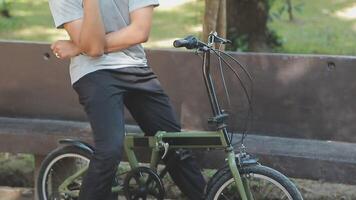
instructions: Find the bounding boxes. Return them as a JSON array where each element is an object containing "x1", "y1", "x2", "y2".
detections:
[
  {"x1": 173, "y1": 35, "x2": 202, "y2": 49},
  {"x1": 173, "y1": 34, "x2": 232, "y2": 50},
  {"x1": 173, "y1": 39, "x2": 190, "y2": 48}
]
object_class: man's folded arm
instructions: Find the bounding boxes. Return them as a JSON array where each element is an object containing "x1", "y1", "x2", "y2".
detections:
[{"x1": 63, "y1": 6, "x2": 154, "y2": 56}]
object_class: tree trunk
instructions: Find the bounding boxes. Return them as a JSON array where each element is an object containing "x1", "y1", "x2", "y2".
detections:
[
  {"x1": 286, "y1": 0, "x2": 294, "y2": 21},
  {"x1": 203, "y1": 0, "x2": 226, "y2": 42},
  {"x1": 226, "y1": 0, "x2": 270, "y2": 51}
]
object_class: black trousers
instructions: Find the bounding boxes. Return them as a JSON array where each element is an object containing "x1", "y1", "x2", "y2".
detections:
[{"x1": 73, "y1": 68, "x2": 206, "y2": 200}]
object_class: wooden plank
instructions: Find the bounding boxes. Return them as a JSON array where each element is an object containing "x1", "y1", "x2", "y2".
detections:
[{"x1": 1, "y1": 117, "x2": 356, "y2": 184}]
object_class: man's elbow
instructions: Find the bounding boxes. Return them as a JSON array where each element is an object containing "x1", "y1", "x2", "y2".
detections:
[
  {"x1": 138, "y1": 31, "x2": 150, "y2": 43},
  {"x1": 141, "y1": 35, "x2": 149, "y2": 43},
  {"x1": 80, "y1": 44, "x2": 105, "y2": 57},
  {"x1": 77, "y1": 37, "x2": 105, "y2": 57},
  {"x1": 85, "y1": 48, "x2": 104, "y2": 57}
]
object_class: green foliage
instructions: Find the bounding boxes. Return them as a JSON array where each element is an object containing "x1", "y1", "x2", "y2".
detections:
[
  {"x1": 266, "y1": 29, "x2": 284, "y2": 49},
  {"x1": 270, "y1": 0, "x2": 304, "y2": 21},
  {"x1": 227, "y1": 30, "x2": 248, "y2": 52},
  {"x1": 0, "y1": 0, "x2": 204, "y2": 45},
  {"x1": 0, "y1": 0, "x2": 11, "y2": 18},
  {"x1": 227, "y1": 0, "x2": 286, "y2": 52},
  {"x1": 0, "y1": 153, "x2": 34, "y2": 187},
  {"x1": 0, "y1": 0, "x2": 63, "y2": 41},
  {"x1": 228, "y1": 29, "x2": 283, "y2": 52},
  {"x1": 0, "y1": 0, "x2": 354, "y2": 55},
  {"x1": 269, "y1": 0, "x2": 356, "y2": 55},
  {"x1": 149, "y1": 0, "x2": 204, "y2": 47}
]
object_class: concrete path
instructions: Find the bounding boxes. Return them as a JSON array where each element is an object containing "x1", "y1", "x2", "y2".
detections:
[{"x1": 0, "y1": 187, "x2": 33, "y2": 200}]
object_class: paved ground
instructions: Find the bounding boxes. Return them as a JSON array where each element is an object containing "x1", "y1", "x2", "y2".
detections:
[
  {"x1": 0, "y1": 187, "x2": 176, "y2": 200},
  {"x1": 295, "y1": 179, "x2": 356, "y2": 200},
  {"x1": 0, "y1": 187, "x2": 32, "y2": 200},
  {"x1": 2, "y1": 180, "x2": 356, "y2": 200}
]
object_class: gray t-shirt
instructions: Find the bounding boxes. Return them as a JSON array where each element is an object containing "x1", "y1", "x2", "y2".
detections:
[{"x1": 48, "y1": 0, "x2": 159, "y2": 84}]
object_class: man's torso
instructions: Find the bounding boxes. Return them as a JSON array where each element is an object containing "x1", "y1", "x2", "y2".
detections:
[{"x1": 49, "y1": 0, "x2": 159, "y2": 84}]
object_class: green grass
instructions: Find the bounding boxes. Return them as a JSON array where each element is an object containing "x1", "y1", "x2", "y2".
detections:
[
  {"x1": 0, "y1": 0, "x2": 67, "y2": 41},
  {"x1": 269, "y1": 0, "x2": 356, "y2": 55},
  {"x1": 0, "y1": 0, "x2": 355, "y2": 55},
  {"x1": 0, "y1": 153, "x2": 34, "y2": 187},
  {"x1": 147, "y1": 0, "x2": 204, "y2": 48},
  {"x1": 0, "y1": 0, "x2": 204, "y2": 47}
]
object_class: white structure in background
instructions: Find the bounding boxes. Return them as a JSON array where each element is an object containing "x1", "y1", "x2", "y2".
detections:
[{"x1": 158, "y1": 0, "x2": 191, "y2": 10}]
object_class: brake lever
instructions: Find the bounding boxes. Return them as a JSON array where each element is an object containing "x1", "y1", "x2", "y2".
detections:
[
  {"x1": 160, "y1": 142, "x2": 169, "y2": 159},
  {"x1": 209, "y1": 32, "x2": 232, "y2": 45}
]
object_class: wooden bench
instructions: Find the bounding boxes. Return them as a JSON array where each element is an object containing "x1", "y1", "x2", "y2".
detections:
[{"x1": 1, "y1": 116, "x2": 356, "y2": 189}]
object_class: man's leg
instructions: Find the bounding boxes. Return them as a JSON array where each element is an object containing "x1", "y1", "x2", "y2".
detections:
[
  {"x1": 124, "y1": 79, "x2": 206, "y2": 200},
  {"x1": 73, "y1": 71, "x2": 125, "y2": 200}
]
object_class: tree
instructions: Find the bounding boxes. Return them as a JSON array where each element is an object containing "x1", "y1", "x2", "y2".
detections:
[
  {"x1": 226, "y1": 0, "x2": 280, "y2": 51},
  {"x1": 286, "y1": 0, "x2": 294, "y2": 21},
  {"x1": 0, "y1": 0, "x2": 11, "y2": 18},
  {"x1": 203, "y1": 0, "x2": 282, "y2": 52},
  {"x1": 203, "y1": 0, "x2": 226, "y2": 42}
]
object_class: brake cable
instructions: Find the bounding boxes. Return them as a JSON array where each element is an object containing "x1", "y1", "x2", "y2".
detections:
[{"x1": 210, "y1": 48, "x2": 254, "y2": 147}]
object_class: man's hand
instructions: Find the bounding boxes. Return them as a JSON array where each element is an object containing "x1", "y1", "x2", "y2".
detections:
[{"x1": 51, "y1": 40, "x2": 81, "y2": 59}]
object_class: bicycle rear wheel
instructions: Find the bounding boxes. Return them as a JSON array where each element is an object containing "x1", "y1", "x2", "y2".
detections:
[
  {"x1": 37, "y1": 145, "x2": 91, "y2": 200},
  {"x1": 206, "y1": 165, "x2": 303, "y2": 200}
]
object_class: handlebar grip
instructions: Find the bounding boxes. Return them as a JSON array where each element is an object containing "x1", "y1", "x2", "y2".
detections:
[
  {"x1": 173, "y1": 39, "x2": 189, "y2": 48},
  {"x1": 173, "y1": 36, "x2": 203, "y2": 49}
]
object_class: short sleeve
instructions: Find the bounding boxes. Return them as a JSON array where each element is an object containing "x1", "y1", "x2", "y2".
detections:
[
  {"x1": 129, "y1": 0, "x2": 159, "y2": 13},
  {"x1": 48, "y1": 0, "x2": 83, "y2": 29}
]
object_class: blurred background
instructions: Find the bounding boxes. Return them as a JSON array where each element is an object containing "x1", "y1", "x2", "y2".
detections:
[{"x1": 0, "y1": 0, "x2": 355, "y2": 55}]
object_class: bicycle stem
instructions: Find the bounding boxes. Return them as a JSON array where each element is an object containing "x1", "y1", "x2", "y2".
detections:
[{"x1": 202, "y1": 49, "x2": 231, "y2": 146}]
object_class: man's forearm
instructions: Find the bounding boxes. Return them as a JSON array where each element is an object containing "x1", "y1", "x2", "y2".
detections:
[
  {"x1": 64, "y1": 25, "x2": 147, "y2": 57},
  {"x1": 104, "y1": 24, "x2": 149, "y2": 53},
  {"x1": 79, "y1": 0, "x2": 105, "y2": 56}
]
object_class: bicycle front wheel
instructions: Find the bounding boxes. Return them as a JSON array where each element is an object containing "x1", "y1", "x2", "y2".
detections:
[{"x1": 206, "y1": 165, "x2": 303, "y2": 200}]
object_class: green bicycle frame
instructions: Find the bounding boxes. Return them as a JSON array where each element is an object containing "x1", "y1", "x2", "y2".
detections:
[
  {"x1": 59, "y1": 130, "x2": 253, "y2": 199},
  {"x1": 123, "y1": 130, "x2": 252, "y2": 200}
]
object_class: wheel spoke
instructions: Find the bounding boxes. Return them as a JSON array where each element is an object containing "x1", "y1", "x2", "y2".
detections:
[
  {"x1": 219, "y1": 192, "x2": 234, "y2": 200},
  {"x1": 148, "y1": 187, "x2": 160, "y2": 198},
  {"x1": 145, "y1": 174, "x2": 154, "y2": 187},
  {"x1": 41, "y1": 153, "x2": 90, "y2": 200},
  {"x1": 133, "y1": 193, "x2": 141, "y2": 200},
  {"x1": 209, "y1": 166, "x2": 299, "y2": 200}
]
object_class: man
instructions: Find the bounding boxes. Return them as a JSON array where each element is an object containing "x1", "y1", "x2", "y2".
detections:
[{"x1": 48, "y1": 0, "x2": 206, "y2": 199}]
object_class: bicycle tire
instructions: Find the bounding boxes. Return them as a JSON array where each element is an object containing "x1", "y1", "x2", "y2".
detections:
[
  {"x1": 206, "y1": 164, "x2": 303, "y2": 200},
  {"x1": 36, "y1": 145, "x2": 92, "y2": 200}
]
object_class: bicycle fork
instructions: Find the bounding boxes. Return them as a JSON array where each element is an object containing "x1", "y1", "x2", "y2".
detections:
[{"x1": 227, "y1": 149, "x2": 254, "y2": 200}]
